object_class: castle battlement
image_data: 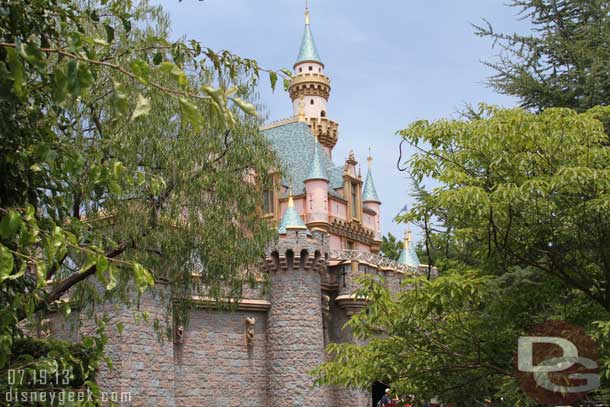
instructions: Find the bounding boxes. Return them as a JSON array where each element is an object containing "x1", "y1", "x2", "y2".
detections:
[{"x1": 264, "y1": 229, "x2": 328, "y2": 273}]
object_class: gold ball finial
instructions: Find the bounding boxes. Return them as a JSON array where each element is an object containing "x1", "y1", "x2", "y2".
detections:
[
  {"x1": 305, "y1": 0, "x2": 310, "y2": 25},
  {"x1": 367, "y1": 147, "x2": 373, "y2": 169}
]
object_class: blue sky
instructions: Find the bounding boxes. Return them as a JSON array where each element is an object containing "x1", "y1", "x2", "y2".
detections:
[{"x1": 157, "y1": 0, "x2": 530, "y2": 240}]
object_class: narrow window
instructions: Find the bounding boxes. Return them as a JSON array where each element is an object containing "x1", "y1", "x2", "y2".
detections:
[
  {"x1": 351, "y1": 182, "x2": 358, "y2": 218},
  {"x1": 318, "y1": 67, "x2": 321, "y2": 72},
  {"x1": 299, "y1": 67, "x2": 302, "y2": 72},
  {"x1": 308, "y1": 66, "x2": 313, "y2": 71},
  {"x1": 321, "y1": 110, "x2": 326, "y2": 117},
  {"x1": 263, "y1": 190, "x2": 274, "y2": 214},
  {"x1": 310, "y1": 99, "x2": 314, "y2": 105}
]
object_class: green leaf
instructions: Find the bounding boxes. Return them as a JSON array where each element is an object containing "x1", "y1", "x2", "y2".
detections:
[
  {"x1": 269, "y1": 71, "x2": 278, "y2": 91},
  {"x1": 104, "y1": 23, "x2": 115, "y2": 43},
  {"x1": 179, "y1": 97, "x2": 203, "y2": 132},
  {"x1": 93, "y1": 38, "x2": 109, "y2": 46},
  {"x1": 61, "y1": 301, "x2": 71, "y2": 316},
  {"x1": 133, "y1": 262, "x2": 154, "y2": 293},
  {"x1": 0, "y1": 245, "x2": 14, "y2": 283},
  {"x1": 201, "y1": 85, "x2": 225, "y2": 108},
  {"x1": 106, "y1": 264, "x2": 117, "y2": 291},
  {"x1": 52, "y1": 65, "x2": 68, "y2": 102},
  {"x1": 22, "y1": 43, "x2": 46, "y2": 70},
  {"x1": 0, "y1": 209, "x2": 22, "y2": 239},
  {"x1": 6, "y1": 48, "x2": 25, "y2": 98},
  {"x1": 96, "y1": 255, "x2": 109, "y2": 274},
  {"x1": 130, "y1": 60, "x2": 150, "y2": 85},
  {"x1": 153, "y1": 52, "x2": 162, "y2": 65},
  {"x1": 82, "y1": 336, "x2": 95, "y2": 348},
  {"x1": 231, "y1": 97, "x2": 257, "y2": 116},
  {"x1": 113, "y1": 80, "x2": 129, "y2": 115},
  {"x1": 131, "y1": 94, "x2": 151, "y2": 120}
]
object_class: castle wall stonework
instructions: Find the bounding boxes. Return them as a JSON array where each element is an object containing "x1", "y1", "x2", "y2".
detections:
[
  {"x1": 175, "y1": 309, "x2": 268, "y2": 407},
  {"x1": 266, "y1": 230, "x2": 329, "y2": 407}
]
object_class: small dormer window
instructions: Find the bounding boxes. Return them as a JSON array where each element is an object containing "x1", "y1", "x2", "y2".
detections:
[
  {"x1": 321, "y1": 110, "x2": 326, "y2": 117},
  {"x1": 310, "y1": 99, "x2": 314, "y2": 105},
  {"x1": 308, "y1": 66, "x2": 313, "y2": 71}
]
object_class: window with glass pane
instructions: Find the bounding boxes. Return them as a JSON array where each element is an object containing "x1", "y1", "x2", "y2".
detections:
[{"x1": 263, "y1": 190, "x2": 274, "y2": 214}]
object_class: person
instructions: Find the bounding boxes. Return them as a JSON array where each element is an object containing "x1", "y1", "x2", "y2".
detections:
[{"x1": 378, "y1": 388, "x2": 392, "y2": 407}]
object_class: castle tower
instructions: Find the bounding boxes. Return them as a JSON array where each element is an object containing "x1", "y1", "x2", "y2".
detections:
[
  {"x1": 265, "y1": 193, "x2": 329, "y2": 407},
  {"x1": 398, "y1": 226, "x2": 421, "y2": 268},
  {"x1": 304, "y1": 136, "x2": 330, "y2": 232},
  {"x1": 289, "y1": 6, "x2": 339, "y2": 156},
  {"x1": 363, "y1": 151, "x2": 382, "y2": 245}
]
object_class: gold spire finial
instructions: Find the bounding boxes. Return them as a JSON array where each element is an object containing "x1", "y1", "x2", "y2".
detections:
[
  {"x1": 404, "y1": 225, "x2": 411, "y2": 249},
  {"x1": 305, "y1": 0, "x2": 310, "y2": 25},
  {"x1": 288, "y1": 182, "x2": 295, "y2": 207},
  {"x1": 367, "y1": 147, "x2": 373, "y2": 169}
]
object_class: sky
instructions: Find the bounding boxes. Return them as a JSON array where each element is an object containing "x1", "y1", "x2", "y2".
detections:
[{"x1": 155, "y1": 0, "x2": 530, "y2": 240}]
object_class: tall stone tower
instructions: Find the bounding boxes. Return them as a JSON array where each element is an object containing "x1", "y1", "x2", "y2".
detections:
[
  {"x1": 288, "y1": 7, "x2": 338, "y2": 157},
  {"x1": 265, "y1": 195, "x2": 329, "y2": 407}
]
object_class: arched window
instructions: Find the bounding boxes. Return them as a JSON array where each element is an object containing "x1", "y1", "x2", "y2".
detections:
[
  {"x1": 310, "y1": 99, "x2": 314, "y2": 105},
  {"x1": 308, "y1": 66, "x2": 313, "y2": 71},
  {"x1": 321, "y1": 111, "x2": 326, "y2": 117},
  {"x1": 299, "y1": 67, "x2": 302, "y2": 72},
  {"x1": 318, "y1": 67, "x2": 321, "y2": 72}
]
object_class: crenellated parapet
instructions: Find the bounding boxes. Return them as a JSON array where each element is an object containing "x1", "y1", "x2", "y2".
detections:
[
  {"x1": 288, "y1": 73, "x2": 331, "y2": 100},
  {"x1": 306, "y1": 117, "x2": 338, "y2": 151},
  {"x1": 263, "y1": 230, "x2": 329, "y2": 274}
]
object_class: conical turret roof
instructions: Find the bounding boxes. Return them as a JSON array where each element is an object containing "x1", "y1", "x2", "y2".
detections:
[
  {"x1": 278, "y1": 194, "x2": 308, "y2": 234},
  {"x1": 306, "y1": 138, "x2": 328, "y2": 181},
  {"x1": 363, "y1": 156, "x2": 380, "y2": 203},
  {"x1": 398, "y1": 228, "x2": 421, "y2": 268},
  {"x1": 295, "y1": 10, "x2": 322, "y2": 65}
]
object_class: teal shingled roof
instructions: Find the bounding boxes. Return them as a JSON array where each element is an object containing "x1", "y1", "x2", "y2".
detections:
[
  {"x1": 278, "y1": 197, "x2": 308, "y2": 234},
  {"x1": 398, "y1": 241, "x2": 421, "y2": 269},
  {"x1": 295, "y1": 21, "x2": 322, "y2": 65},
  {"x1": 362, "y1": 168, "x2": 380, "y2": 203},
  {"x1": 262, "y1": 121, "x2": 342, "y2": 198},
  {"x1": 306, "y1": 138, "x2": 328, "y2": 181}
]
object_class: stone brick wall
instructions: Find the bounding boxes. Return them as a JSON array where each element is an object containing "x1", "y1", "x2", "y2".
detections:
[
  {"x1": 47, "y1": 292, "x2": 176, "y2": 407},
  {"x1": 174, "y1": 309, "x2": 268, "y2": 407}
]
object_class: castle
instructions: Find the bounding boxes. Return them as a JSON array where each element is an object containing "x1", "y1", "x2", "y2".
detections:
[{"x1": 50, "y1": 7, "x2": 424, "y2": 407}]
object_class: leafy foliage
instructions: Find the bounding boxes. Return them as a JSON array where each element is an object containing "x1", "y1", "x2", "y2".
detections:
[
  {"x1": 316, "y1": 106, "x2": 610, "y2": 405},
  {"x1": 380, "y1": 233, "x2": 402, "y2": 261},
  {"x1": 476, "y1": 0, "x2": 610, "y2": 113},
  {"x1": 0, "y1": 0, "x2": 285, "y2": 400}
]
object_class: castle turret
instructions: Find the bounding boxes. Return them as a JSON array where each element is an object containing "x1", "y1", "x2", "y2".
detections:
[
  {"x1": 398, "y1": 226, "x2": 421, "y2": 269},
  {"x1": 363, "y1": 152, "x2": 382, "y2": 244},
  {"x1": 265, "y1": 191, "x2": 329, "y2": 407},
  {"x1": 289, "y1": 7, "x2": 338, "y2": 156},
  {"x1": 305, "y1": 137, "x2": 330, "y2": 232}
]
